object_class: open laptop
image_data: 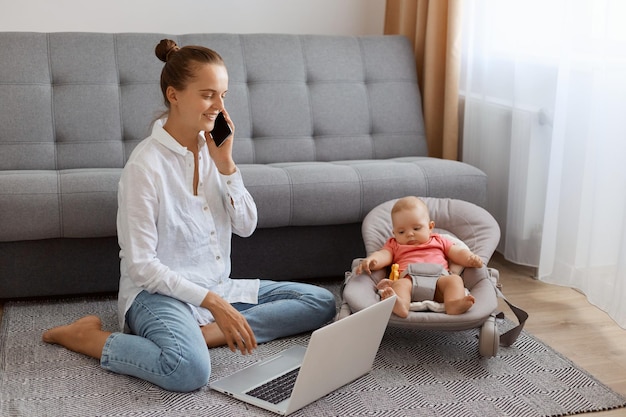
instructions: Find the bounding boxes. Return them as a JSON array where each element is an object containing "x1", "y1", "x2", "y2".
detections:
[{"x1": 210, "y1": 295, "x2": 396, "y2": 415}]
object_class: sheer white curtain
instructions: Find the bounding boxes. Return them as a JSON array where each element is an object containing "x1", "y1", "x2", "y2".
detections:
[{"x1": 460, "y1": 0, "x2": 626, "y2": 328}]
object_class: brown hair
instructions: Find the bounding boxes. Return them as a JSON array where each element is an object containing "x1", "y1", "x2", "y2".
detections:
[{"x1": 155, "y1": 39, "x2": 225, "y2": 108}]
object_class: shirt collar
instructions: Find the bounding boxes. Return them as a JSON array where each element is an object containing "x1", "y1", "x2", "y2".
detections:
[{"x1": 151, "y1": 117, "x2": 207, "y2": 155}]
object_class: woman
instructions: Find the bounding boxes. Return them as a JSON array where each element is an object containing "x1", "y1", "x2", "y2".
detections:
[{"x1": 42, "y1": 39, "x2": 337, "y2": 392}]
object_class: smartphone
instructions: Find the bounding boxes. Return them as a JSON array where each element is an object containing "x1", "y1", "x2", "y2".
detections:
[{"x1": 210, "y1": 112, "x2": 232, "y2": 147}]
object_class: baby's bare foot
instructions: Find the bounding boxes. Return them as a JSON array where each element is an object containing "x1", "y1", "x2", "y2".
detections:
[
  {"x1": 376, "y1": 279, "x2": 393, "y2": 291},
  {"x1": 445, "y1": 294, "x2": 476, "y2": 315},
  {"x1": 380, "y1": 287, "x2": 395, "y2": 300},
  {"x1": 380, "y1": 287, "x2": 410, "y2": 318}
]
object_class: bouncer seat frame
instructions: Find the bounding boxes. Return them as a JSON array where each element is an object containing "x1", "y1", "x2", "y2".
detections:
[{"x1": 339, "y1": 197, "x2": 527, "y2": 357}]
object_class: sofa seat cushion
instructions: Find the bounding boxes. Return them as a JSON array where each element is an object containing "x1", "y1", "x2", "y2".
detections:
[
  {"x1": 0, "y1": 168, "x2": 120, "y2": 241},
  {"x1": 1, "y1": 157, "x2": 485, "y2": 242}
]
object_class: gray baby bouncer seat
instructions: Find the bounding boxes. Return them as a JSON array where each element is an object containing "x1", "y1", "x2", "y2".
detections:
[{"x1": 339, "y1": 197, "x2": 528, "y2": 357}]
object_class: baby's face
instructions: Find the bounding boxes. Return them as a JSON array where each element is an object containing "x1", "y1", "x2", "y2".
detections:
[{"x1": 391, "y1": 207, "x2": 433, "y2": 246}]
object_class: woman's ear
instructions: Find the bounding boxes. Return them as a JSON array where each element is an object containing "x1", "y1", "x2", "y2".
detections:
[{"x1": 165, "y1": 86, "x2": 178, "y2": 105}]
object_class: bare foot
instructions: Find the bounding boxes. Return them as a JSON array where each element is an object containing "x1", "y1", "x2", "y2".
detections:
[
  {"x1": 381, "y1": 287, "x2": 409, "y2": 318},
  {"x1": 42, "y1": 315, "x2": 110, "y2": 359},
  {"x1": 200, "y1": 323, "x2": 226, "y2": 348},
  {"x1": 444, "y1": 294, "x2": 476, "y2": 315},
  {"x1": 376, "y1": 279, "x2": 394, "y2": 291}
]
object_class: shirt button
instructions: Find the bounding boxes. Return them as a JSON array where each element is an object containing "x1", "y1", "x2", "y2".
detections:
[
  {"x1": 203, "y1": 206, "x2": 208, "y2": 211},
  {"x1": 211, "y1": 231, "x2": 215, "y2": 235},
  {"x1": 216, "y1": 256, "x2": 221, "y2": 261},
  {"x1": 227, "y1": 180, "x2": 232, "y2": 185}
]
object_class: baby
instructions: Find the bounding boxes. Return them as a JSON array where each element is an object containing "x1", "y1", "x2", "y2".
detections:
[{"x1": 356, "y1": 196, "x2": 483, "y2": 317}]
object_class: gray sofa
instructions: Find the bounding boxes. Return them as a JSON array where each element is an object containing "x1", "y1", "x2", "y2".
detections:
[{"x1": 0, "y1": 32, "x2": 487, "y2": 299}]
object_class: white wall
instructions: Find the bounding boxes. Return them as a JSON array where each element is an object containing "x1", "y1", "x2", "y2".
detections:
[{"x1": 0, "y1": 0, "x2": 386, "y2": 35}]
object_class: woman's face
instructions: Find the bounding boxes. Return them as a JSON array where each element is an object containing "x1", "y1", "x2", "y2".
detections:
[{"x1": 168, "y1": 62, "x2": 229, "y2": 135}]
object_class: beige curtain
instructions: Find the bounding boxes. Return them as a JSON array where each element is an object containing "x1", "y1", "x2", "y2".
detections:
[{"x1": 384, "y1": 0, "x2": 462, "y2": 160}]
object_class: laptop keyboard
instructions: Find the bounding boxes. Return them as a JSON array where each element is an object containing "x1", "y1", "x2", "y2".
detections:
[{"x1": 245, "y1": 367, "x2": 301, "y2": 404}]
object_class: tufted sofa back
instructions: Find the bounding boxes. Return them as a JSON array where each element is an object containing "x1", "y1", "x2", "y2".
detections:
[
  {"x1": 1, "y1": 32, "x2": 491, "y2": 298},
  {"x1": 0, "y1": 32, "x2": 427, "y2": 171}
]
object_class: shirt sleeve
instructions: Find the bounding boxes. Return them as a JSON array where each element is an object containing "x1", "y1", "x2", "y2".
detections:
[
  {"x1": 382, "y1": 238, "x2": 398, "y2": 256},
  {"x1": 220, "y1": 168, "x2": 258, "y2": 238},
  {"x1": 434, "y1": 233, "x2": 455, "y2": 255}
]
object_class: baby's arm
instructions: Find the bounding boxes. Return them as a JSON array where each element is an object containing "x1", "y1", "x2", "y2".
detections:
[
  {"x1": 356, "y1": 249, "x2": 393, "y2": 275},
  {"x1": 447, "y1": 245, "x2": 483, "y2": 268}
]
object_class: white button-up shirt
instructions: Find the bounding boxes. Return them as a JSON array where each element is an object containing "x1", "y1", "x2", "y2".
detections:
[{"x1": 116, "y1": 119, "x2": 259, "y2": 330}]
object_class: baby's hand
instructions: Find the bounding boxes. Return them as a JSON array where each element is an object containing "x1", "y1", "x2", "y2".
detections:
[
  {"x1": 356, "y1": 258, "x2": 377, "y2": 275},
  {"x1": 468, "y1": 253, "x2": 483, "y2": 268}
]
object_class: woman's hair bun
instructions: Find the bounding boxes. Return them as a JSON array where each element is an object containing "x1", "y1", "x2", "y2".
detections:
[{"x1": 155, "y1": 39, "x2": 180, "y2": 63}]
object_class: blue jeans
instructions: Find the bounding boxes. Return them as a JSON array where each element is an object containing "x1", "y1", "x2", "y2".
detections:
[{"x1": 100, "y1": 280, "x2": 336, "y2": 392}]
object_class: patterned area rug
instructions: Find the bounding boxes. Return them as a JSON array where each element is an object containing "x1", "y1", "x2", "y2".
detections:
[{"x1": 1, "y1": 294, "x2": 625, "y2": 417}]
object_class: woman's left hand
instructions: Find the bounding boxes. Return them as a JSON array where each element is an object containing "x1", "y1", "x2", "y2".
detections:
[{"x1": 202, "y1": 291, "x2": 257, "y2": 355}]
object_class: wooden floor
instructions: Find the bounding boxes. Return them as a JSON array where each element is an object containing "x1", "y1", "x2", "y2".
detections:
[
  {"x1": 1, "y1": 253, "x2": 625, "y2": 415},
  {"x1": 489, "y1": 252, "x2": 626, "y2": 415}
]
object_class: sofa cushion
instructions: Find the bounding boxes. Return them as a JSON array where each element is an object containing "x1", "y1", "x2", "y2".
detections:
[
  {"x1": 0, "y1": 169, "x2": 119, "y2": 241},
  {"x1": 0, "y1": 156, "x2": 486, "y2": 241},
  {"x1": 241, "y1": 157, "x2": 486, "y2": 228}
]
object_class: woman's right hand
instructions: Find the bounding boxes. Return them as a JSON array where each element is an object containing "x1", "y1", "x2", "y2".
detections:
[{"x1": 202, "y1": 291, "x2": 257, "y2": 355}]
